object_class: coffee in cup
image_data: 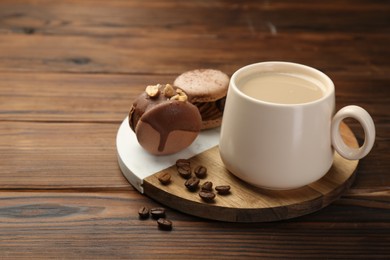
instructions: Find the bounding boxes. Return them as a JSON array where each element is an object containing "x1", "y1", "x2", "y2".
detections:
[{"x1": 239, "y1": 71, "x2": 324, "y2": 104}]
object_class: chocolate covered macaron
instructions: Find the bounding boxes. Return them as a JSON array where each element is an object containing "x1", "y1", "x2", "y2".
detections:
[
  {"x1": 174, "y1": 69, "x2": 229, "y2": 129},
  {"x1": 129, "y1": 84, "x2": 202, "y2": 155}
]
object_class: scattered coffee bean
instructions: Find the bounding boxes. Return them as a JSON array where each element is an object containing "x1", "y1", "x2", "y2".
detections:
[
  {"x1": 176, "y1": 158, "x2": 190, "y2": 168},
  {"x1": 157, "y1": 172, "x2": 171, "y2": 185},
  {"x1": 157, "y1": 218, "x2": 173, "y2": 231},
  {"x1": 138, "y1": 206, "x2": 150, "y2": 219},
  {"x1": 150, "y1": 207, "x2": 166, "y2": 219},
  {"x1": 185, "y1": 176, "x2": 200, "y2": 191},
  {"x1": 194, "y1": 165, "x2": 207, "y2": 178},
  {"x1": 201, "y1": 181, "x2": 213, "y2": 191},
  {"x1": 177, "y1": 165, "x2": 192, "y2": 179},
  {"x1": 137, "y1": 206, "x2": 175, "y2": 231},
  {"x1": 215, "y1": 185, "x2": 231, "y2": 195},
  {"x1": 199, "y1": 190, "x2": 216, "y2": 202}
]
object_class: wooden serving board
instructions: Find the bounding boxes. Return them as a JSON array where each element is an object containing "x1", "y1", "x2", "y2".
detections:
[{"x1": 116, "y1": 118, "x2": 359, "y2": 222}]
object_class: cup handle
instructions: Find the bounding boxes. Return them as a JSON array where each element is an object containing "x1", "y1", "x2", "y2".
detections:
[{"x1": 331, "y1": 105, "x2": 375, "y2": 160}]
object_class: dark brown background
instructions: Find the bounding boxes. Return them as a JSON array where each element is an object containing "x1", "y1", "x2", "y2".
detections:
[{"x1": 0, "y1": 0, "x2": 389, "y2": 259}]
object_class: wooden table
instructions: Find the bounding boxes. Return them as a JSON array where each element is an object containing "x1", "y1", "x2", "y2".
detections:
[{"x1": 0, "y1": 0, "x2": 389, "y2": 258}]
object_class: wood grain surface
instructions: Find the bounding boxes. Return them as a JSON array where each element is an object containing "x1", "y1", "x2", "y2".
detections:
[{"x1": 0, "y1": 0, "x2": 389, "y2": 258}]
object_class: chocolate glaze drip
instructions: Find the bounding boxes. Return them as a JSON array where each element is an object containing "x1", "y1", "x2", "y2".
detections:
[
  {"x1": 141, "y1": 101, "x2": 201, "y2": 151},
  {"x1": 129, "y1": 86, "x2": 201, "y2": 152}
]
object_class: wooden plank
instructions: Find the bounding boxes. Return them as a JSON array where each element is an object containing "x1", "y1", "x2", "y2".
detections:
[
  {"x1": 0, "y1": 72, "x2": 173, "y2": 122},
  {"x1": 0, "y1": 0, "x2": 388, "y2": 76},
  {"x1": 0, "y1": 190, "x2": 388, "y2": 259},
  {"x1": 0, "y1": 121, "x2": 131, "y2": 189},
  {"x1": 0, "y1": 0, "x2": 388, "y2": 38},
  {"x1": 0, "y1": 72, "x2": 388, "y2": 123},
  {"x1": 0, "y1": 33, "x2": 388, "y2": 76}
]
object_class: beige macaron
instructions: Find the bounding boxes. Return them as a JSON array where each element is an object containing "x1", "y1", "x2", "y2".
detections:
[{"x1": 174, "y1": 69, "x2": 229, "y2": 129}]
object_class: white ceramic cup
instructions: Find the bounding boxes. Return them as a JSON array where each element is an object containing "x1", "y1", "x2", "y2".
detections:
[{"x1": 219, "y1": 62, "x2": 375, "y2": 190}]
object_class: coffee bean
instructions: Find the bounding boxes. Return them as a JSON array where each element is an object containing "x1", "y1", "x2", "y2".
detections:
[
  {"x1": 138, "y1": 206, "x2": 149, "y2": 219},
  {"x1": 199, "y1": 190, "x2": 216, "y2": 202},
  {"x1": 157, "y1": 172, "x2": 171, "y2": 185},
  {"x1": 185, "y1": 176, "x2": 200, "y2": 191},
  {"x1": 177, "y1": 165, "x2": 192, "y2": 179},
  {"x1": 215, "y1": 185, "x2": 231, "y2": 195},
  {"x1": 201, "y1": 181, "x2": 213, "y2": 191},
  {"x1": 194, "y1": 165, "x2": 207, "y2": 178},
  {"x1": 157, "y1": 218, "x2": 173, "y2": 231},
  {"x1": 176, "y1": 158, "x2": 190, "y2": 168},
  {"x1": 150, "y1": 207, "x2": 166, "y2": 219}
]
